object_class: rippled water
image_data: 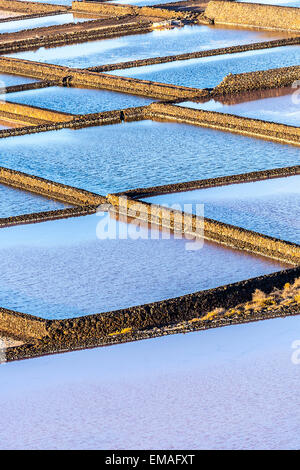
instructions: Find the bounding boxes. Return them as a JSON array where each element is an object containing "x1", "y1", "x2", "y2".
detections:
[
  {"x1": 1, "y1": 315, "x2": 300, "y2": 449},
  {"x1": 177, "y1": 87, "x2": 300, "y2": 126},
  {"x1": 0, "y1": 72, "x2": 38, "y2": 87},
  {"x1": 0, "y1": 121, "x2": 299, "y2": 194},
  {"x1": 111, "y1": 45, "x2": 300, "y2": 89},
  {"x1": 0, "y1": 14, "x2": 96, "y2": 34},
  {"x1": 9, "y1": 25, "x2": 294, "y2": 68},
  {"x1": 0, "y1": 213, "x2": 288, "y2": 318},
  {"x1": 143, "y1": 176, "x2": 300, "y2": 244},
  {"x1": 5, "y1": 86, "x2": 153, "y2": 114},
  {"x1": 0, "y1": 183, "x2": 68, "y2": 218}
]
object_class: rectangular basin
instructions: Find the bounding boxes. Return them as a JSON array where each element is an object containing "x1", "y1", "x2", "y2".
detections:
[
  {"x1": 9, "y1": 25, "x2": 295, "y2": 68},
  {"x1": 0, "y1": 212, "x2": 289, "y2": 319},
  {"x1": 5, "y1": 86, "x2": 154, "y2": 114},
  {"x1": 110, "y1": 45, "x2": 300, "y2": 89},
  {"x1": 0, "y1": 121, "x2": 299, "y2": 195}
]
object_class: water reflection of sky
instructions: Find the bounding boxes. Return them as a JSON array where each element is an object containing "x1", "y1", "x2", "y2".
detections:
[
  {"x1": 10, "y1": 25, "x2": 295, "y2": 68},
  {"x1": 0, "y1": 214, "x2": 288, "y2": 318}
]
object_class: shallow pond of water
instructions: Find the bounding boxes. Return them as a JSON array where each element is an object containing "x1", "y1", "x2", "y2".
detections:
[
  {"x1": 5, "y1": 86, "x2": 153, "y2": 114},
  {"x1": 0, "y1": 72, "x2": 38, "y2": 87},
  {"x1": 0, "y1": 13, "x2": 97, "y2": 34},
  {"x1": 177, "y1": 87, "x2": 300, "y2": 127},
  {"x1": 0, "y1": 183, "x2": 69, "y2": 218},
  {"x1": 143, "y1": 175, "x2": 300, "y2": 244},
  {"x1": 111, "y1": 45, "x2": 300, "y2": 89},
  {"x1": 0, "y1": 213, "x2": 289, "y2": 318},
  {"x1": 0, "y1": 121, "x2": 299, "y2": 195},
  {"x1": 9, "y1": 25, "x2": 295, "y2": 69}
]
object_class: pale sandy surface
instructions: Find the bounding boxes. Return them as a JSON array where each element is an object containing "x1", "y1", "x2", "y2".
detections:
[{"x1": 0, "y1": 336, "x2": 23, "y2": 348}]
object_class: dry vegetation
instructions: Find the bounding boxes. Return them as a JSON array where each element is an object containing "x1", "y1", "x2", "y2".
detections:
[{"x1": 189, "y1": 278, "x2": 300, "y2": 325}]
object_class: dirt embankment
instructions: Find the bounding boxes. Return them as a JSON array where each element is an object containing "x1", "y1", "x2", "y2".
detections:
[
  {"x1": 205, "y1": 0, "x2": 300, "y2": 31},
  {"x1": 0, "y1": 0, "x2": 68, "y2": 14}
]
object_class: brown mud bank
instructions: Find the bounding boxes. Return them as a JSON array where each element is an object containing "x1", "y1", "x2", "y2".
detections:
[{"x1": 0, "y1": 0, "x2": 69, "y2": 15}]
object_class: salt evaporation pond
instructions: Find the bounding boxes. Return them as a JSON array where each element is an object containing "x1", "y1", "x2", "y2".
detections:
[
  {"x1": 9, "y1": 25, "x2": 294, "y2": 68},
  {"x1": 1, "y1": 315, "x2": 300, "y2": 449},
  {"x1": 0, "y1": 121, "x2": 299, "y2": 195},
  {"x1": 143, "y1": 175, "x2": 300, "y2": 244},
  {"x1": 0, "y1": 183, "x2": 69, "y2": 218},
  {"x1": 0, "y1": 72, "x2": 38, "y2": 87},
  {"x1": 0, "y1": 14, "x2": 97, "y2": 34},
  {"x1": 5, "y1": 86, "x2": 154, "y2": 114},
  {"x1": 0, "y1": 213, "x2": 289, "y2": 318},
  {"x1": 110, "y1": 45, "x2": 300, "y2": 89},
  {"x1": 177, "y1": 87, "x2": 300, "y2": 127}
]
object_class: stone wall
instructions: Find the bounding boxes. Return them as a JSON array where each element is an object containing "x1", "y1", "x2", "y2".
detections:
[
  {"x1": 0, "y1": 100, "x2": 73, "y2": 123},
  {"x1": 213, "y1": 65, "x2": 300, "y2": 95},
  {"x1": 0, "y1": 307, "x2": 48, "y2": 340},
  {"x1": 205, "y1": 0, "x2": 300, "y2": 31},
  {"x1": 72, "y1": 1, "x2": 189, "y2": 19},
  {"x1": 0, "y1": 0, "x2": 67, "y2": 14},
  {"x1": 0, "y1": 206, "x2": 99, "y2": 229}
]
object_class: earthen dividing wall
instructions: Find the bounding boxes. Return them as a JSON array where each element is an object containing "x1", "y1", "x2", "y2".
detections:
[
  {"x1": 0, "y1": 206, "x2": 99, "y2": 229},
  {"x1": 0, "y1": 100, "x2": 73, "y2": 122},
  {"x1": 205, "y1": 0, "x2": 300, "y2": 31},
  {"x1": 0, "y1": 307, "x2": 48, "y2": 340},
  {"x1": 72, "y1": 1, "x2": 190, "y2": 19},
  {"x1": 213, "y1": 65, "x2": 300, "y2": 95},
  {"x1": 0, "y1": 0, "x2": 68, "y2": 14}
]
